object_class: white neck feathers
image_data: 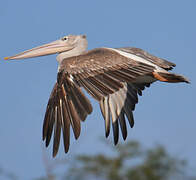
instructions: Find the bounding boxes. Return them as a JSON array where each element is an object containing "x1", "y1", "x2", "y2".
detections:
[{"x1": 57, "y1": 38, "x2": 88, "y2": 64}]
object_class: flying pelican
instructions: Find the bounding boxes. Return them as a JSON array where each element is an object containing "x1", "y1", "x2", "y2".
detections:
[{"x1": 5, "y1": 35, "x2": 189, "y2": 157}]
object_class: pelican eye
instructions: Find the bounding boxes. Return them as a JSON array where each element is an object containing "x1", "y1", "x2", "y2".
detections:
[{"x1": 61, "y1": 36, "x2": 68, "y2": 41}]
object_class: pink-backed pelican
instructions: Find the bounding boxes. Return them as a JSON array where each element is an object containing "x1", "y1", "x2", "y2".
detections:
[{"x1": 5, "y1": 35, "x2": 189, "y2": 157}]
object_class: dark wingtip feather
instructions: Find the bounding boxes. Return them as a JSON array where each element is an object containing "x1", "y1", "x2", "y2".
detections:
[
  {"x1": 124, "y1": 105, "x2": 134, "y2": 128},
  {"x1": 61, "y1": 98, "x2": 71, "y2": 154},
  {"x1": 105, "y1": 129, "x2": 110, "y2": 138},
  {"x1": 52, "y1": 105, "x2": 61, "y2": 158},
  {"x1": 42, "y1": 107, "x2": 49, "y2": 141},
  {"x1": 99, "y1": 97, "x2": 111, "y2": 138},
  {"x1": 74, "y1": 130, "x2": 81, "y2": 140},
  {"x1": 119, "y1": 112, "x2": 127, "y2": 140},
  {"x1": 112, "y1": 121, "x2": 119, "y2": 145},
  {"x1": 130, "y1": 114, "x2": 135, "y2": 128},
  {"x1": 64, "y1": 145, "x2": 69, "y2": 153},
  {"x1": 45, "y1": 109, "x2": 55, "y2": 147},
  {"x1": 43, "y1": 84, "x2": 58, "y2": 142}
]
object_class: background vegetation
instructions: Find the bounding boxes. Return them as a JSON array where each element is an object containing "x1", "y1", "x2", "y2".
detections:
[{"x1": 2, "y1": 140, "x2": 195, "y2": 180}]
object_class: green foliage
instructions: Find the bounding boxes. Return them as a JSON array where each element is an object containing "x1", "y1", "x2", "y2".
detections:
[
  {"x1": 64, "y1": 140, "x2": 191, "y2": 180},
  {"x1": 3, "y1": 140, "x2": 195, "y2": 180}
]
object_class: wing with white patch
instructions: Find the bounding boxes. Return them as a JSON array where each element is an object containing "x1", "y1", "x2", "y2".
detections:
[
  {"x1": 116, "y1": 47, "x2": 176, "y2": 70},
  {"x1": 43, "y1": 48, "x2": 159, "y2": 156},
  {"x1": 42, "y1": 47, "x2": 188, "y2": 157},
  {"x1": 60, "y1": 48, "x2": 156, "y2": 100}
]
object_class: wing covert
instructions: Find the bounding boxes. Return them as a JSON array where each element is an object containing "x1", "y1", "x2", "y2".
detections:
[{"x1": 43, "y1": 48, "x2": 157, "y2": 156}]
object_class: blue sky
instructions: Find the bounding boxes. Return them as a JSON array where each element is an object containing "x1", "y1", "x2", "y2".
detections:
[{"x1": 0, "y1": 0, "x2": 195, "y2": 179}]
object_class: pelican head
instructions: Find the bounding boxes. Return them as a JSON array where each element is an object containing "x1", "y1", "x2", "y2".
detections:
[{"x1": 4, "y1": 34, "x2": 88, "y2": 63}]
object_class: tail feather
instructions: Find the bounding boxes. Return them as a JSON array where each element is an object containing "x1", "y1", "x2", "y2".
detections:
[{"x1": 153, "y1": 72, "x2": 190, "y2": 83}]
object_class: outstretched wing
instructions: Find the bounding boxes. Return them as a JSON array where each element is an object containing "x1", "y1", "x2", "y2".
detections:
[
  {"x1": 42, "y1": 74, "x2": 93, "y2": 157},
  {"x1": 99, "y1": 82, "x2": 151, "y2": 144},
  {"x1": 43, "y1": 47, "x2": 164, "y2": 157}
]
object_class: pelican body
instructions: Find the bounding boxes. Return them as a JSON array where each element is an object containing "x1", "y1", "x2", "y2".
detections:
[{"x1": 5, "y1": 35, "x2": 189, "y2": 157}]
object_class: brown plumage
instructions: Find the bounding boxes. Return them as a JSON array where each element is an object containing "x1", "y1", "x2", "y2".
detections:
[
  {"x1": 5, "y1": 35, "x2": 189, "y2": 157},
  {"x1": 44, "y1": 47, "x2": 189, "y2": 157}
]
